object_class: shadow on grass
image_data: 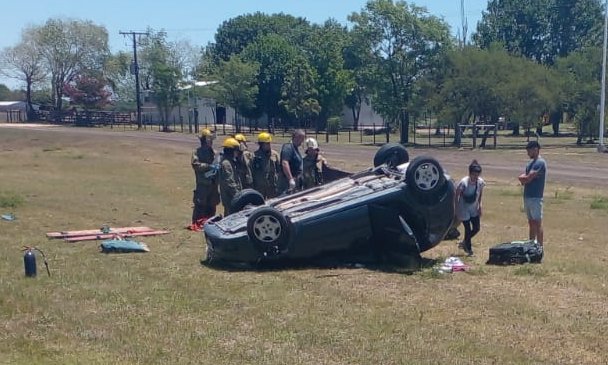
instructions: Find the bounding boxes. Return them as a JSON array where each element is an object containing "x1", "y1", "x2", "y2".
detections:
[{"x1": 201, "y1": 252, "x2": 438, "y2": 275}]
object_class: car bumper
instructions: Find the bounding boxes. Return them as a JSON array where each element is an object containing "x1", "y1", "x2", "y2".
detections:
[{"x1": 204, "y1": 221, "x2": 262, "y2": 264}]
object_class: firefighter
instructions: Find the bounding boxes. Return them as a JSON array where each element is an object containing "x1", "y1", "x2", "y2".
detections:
[
  {"x1": 190, "y1": 128, "x2": 220, "y2": 230},
  {"x1": 233, "y1": 133, "x2": 253, "y2": 189},
  {"x1": 218, "y1": 137, "x2": 245, "y2": 215},
  {"x1": 251, "y1": 132, "x2": 281, "y2": 199},
  {"x1": 302, "y1": 137, "x2": 328, "y2": 190}
]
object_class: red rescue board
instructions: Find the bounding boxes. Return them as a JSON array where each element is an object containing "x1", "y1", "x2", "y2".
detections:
[
  {"x1": 46, "y1": 226, "x2": 154, "y2": 239},
  {"x1": 63, "y1": 230, "x2": 170, "y2": 242}
]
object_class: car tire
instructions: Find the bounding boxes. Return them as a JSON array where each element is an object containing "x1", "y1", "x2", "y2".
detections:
[
  {"x1": 246, "y1": 207, "x2": 289, "y2": 256},
  {"x1": 373, "y1": 143, "x2": 409, "y2": 168},
  {"x1": 230, "y1": 189, "x2": 265, "y2": 214},
  {"x1": 405, "y1": 156, "x2": 446, "y2": 196}
]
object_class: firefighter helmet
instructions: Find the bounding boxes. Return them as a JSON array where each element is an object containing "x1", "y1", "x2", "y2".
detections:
[
  {"x1": 199, "y1": 128, "x2": 215, "y2": 140},
  {"x1": 222, "y1": 137, "x2": 241, "y2": 149},
  {"x1": 305, "y1": 137, "x2": 319, "y2": 150},
  {"x1": 234, "y1": 133, "x2": 247, "y2": 143},
  {"x1": 257, "y1": 132, "x2": 272, "y2": 143}
]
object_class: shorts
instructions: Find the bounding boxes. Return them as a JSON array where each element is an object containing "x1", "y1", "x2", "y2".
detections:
[{"x1": 524, "y1": 197, "x2": 543, "y2": 221}]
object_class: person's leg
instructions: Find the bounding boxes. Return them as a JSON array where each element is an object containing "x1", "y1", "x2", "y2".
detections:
[
  {"x1": 462, "y1": 219, "x2": 473, "y2": 254},
  {"x1": 470, "y1": 215, "x2": 481, "y2": 239},
  {"x1": 537, "y1": 220, "x2": 543, "y2": 245},
  {"x1": 527, "y1": 198, "x2": 543, "y2": 245}
]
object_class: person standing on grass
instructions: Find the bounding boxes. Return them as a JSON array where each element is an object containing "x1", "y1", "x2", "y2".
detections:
[
  {"x1": 251, "y1": 132, "x2": 281, "y2": 199},
  {"x1": 302, "y1": 137, "x2": 328, "y2": 190},
  {"x1": 455, "y1": 160, "x2": 485, "y2": 256},
  {"x1": 218, "y1": 137, "x2": 245, "y2": 216},
  {"x1": 233, "y1": 133, "x2": 253, "y2": 189},
  {"x1": 278, "y1": 129, "x2": 306, "y2": 194},
  {"x1": 189, "y1": 128, "x2": 220, "y2": 231},
  {"x1": 518, "y1": 140, "x2": 547, "y2": 246}
]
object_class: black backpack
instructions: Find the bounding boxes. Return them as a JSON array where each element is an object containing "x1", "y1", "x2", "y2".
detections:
[{"x1": 487, "y1": 240, "x2": 543, "y2": 265}]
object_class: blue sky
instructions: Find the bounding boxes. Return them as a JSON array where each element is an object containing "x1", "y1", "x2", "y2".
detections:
[{"x1": 1, "y1": 0, "x2": 488, "y2": 88}]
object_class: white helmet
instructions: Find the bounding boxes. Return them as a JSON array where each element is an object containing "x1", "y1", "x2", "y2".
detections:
[{"x1": 305, "y1": 137, "x2": 319, "y2": 150}]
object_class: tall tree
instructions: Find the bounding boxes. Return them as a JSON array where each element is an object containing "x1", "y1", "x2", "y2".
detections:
[
  {"x1": 349, "y1": 0, "x2": 452, "y2": 143},
  {"x1": 556, "y1": 47, "x2": 603, "y2": 144},
  {"x1": 0, "y1": 26, "x2": 46, "y2": 119},
  {"x1": 212, "y1": 12, "x2": 311, "y2": 63},
  {"x1": 473, "y1": 0, "x2": 603, "y2": 65},
  {"x1": 279, "y1": 59, "x2": 321, "y2": 128},
  {"x1": 306, "y1": 20, "x2": 352, "y2": 129},
  {"x1": 139, "y1": 30, "x2": 183, "y2": 131},
  {"x1": 241, "y1": 34, "x2": 306, "y2": 125},
  {"x1": 209, "y1": 56, "x2": 259, "y2": 132},
  {"x1": 34, "y1": 18, "x2": 109, "y2": 111}
]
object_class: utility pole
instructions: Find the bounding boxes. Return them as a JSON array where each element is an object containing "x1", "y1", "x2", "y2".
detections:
[
  {"x1": 599, "y1": 0, "x2": 608, "y2": 152},
  {"x1": 120, "y1": 30, "x2": 149, "y2": 129}
]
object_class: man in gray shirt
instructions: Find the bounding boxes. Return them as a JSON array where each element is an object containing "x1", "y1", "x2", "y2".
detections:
[{"x1": 518, "y1": 140, "x2": 547, "y2": 246}]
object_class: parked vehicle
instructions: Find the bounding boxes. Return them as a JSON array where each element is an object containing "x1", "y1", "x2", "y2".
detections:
[{"x1": 203, "y1": 143, "x2": 455, "y2": 266}]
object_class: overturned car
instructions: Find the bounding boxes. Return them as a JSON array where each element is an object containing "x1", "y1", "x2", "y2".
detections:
[{"x1": 203, "y1": 143, "x2": 455, "y2": 266}]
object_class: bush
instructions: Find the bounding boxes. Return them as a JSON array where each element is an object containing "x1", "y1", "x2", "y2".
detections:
[{"x1": 327, "y1": 117, "x2": 341, "y2": 134}]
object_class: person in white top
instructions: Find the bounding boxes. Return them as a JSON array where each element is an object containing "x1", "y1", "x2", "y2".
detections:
[{"x1": 455, "y1": 160, "x2": 485, "y2": 256}]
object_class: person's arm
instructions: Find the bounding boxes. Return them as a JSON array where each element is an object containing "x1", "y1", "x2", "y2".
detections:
[
  {"x1": 280, "y1": 144, "x2": 296, "y2": 189},
  {"x1": 518, "y1": 161, "x2": 543, "y2": 185},
  {"x1": 220, "y1": 161, "x2": 239, "y2": 200},
  {"x1": 192, "y1": 150, "x2": 213, "y2": 172},
  {"x1": 477, "y1": 182, "x2": 484, "y2": 216}
]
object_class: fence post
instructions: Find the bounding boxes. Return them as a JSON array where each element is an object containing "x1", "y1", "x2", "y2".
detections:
[
  {"x1": 472, "y1": 125, "x2": 477, "y2": 148},
  {"x1": 494, "y1": 123, "x2": 498, "y2": 149},
  {"x1": 348, "y1": 129, "x2": 351, "y2": 143},
  {"x1": 373, "y1": 123, "x2": 376, "y2": 145}
]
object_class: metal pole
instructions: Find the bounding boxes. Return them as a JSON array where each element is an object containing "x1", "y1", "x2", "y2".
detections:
[{"x1": 600, "y1": 0, "x2": 608, "y2": 152}]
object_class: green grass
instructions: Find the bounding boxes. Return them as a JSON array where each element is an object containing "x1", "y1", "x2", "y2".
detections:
[
  {"x1": 1, "y1": 126, "x2": 608, "y2": 365},
  {"x1": 0, "y1": 191, "x2": 24, "y2": 208},
  {"x1": 590, "y1": 196, "x2": 608, "y2": 210}
]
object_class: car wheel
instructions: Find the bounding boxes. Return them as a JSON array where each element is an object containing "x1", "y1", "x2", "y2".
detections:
[
  {"x1": 405, "y1": 156, "x2": 446, "y2": 196},
  {"x1": 246, "y1": 207, "x2": 289, "y2": 256},
  {"x1": 373, "y1": 143, "x2": 409, "y2": 168},
  {"x1": 230, "y1": 189, "x2": 265, "y2": 214}
]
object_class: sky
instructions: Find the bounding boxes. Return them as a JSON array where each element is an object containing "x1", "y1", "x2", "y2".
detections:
[{"x1": 0, "y1": 0, "x2": 489, "y2": 88}]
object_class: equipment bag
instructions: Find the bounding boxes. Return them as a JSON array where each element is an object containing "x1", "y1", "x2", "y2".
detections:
[{"x1": 487, "y1": 240, "x2": 543, "y2": 265}]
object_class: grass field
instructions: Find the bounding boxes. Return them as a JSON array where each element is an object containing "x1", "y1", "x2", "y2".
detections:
[{"x1": 1, "y1": 126, "x2": 607, "y2": 365}]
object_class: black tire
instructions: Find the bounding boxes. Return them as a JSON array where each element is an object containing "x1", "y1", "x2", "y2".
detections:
[
  {"x1": 405, "y1": 156, "x2": 446, "y2": 196},
  {"x1": 230, "y1": 189, "x2": 265, "y2": 214},
  {"x1": 246, "y1": 207, "x2": 289, "y2": 256},
  {"x1": 373, "y1": 143, "x2": 409, "y2": 168}
]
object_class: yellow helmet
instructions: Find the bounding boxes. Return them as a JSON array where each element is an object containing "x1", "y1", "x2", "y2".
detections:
[
  {"x1": 257, "y1": 132, "x2": 272, "y2": 143},
  {"x1": 222, "y1": 137, "x2": 241, "y2": 149},
  {"x1": 234, "y1": 133, "x2": 247, "y2": 143},
  {"x1": 199, "y1": 128, "x2": 214, "y2": 139}
]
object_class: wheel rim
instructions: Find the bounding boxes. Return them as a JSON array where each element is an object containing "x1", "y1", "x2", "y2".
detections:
[
  {"x1": 414, "y1": 163, "x2": 439, "y2": 191},
  {"x1": 252, "y1": 215, "x2": 282, "y2": 242}
]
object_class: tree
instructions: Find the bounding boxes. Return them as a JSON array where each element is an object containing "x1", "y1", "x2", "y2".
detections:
[
  {"x1": 33, "y1": 18, "x2": 109, "y2": 112},
  {"x1": 212, "y1": 12, "x2": 311, "y2": 63},
  {"x1": 209, "y1": 56, "x2": 259, "y2": 132},
  {"x1": 279, "y1": 59, "x2": 321, "y2": 128},
  {"x1": 139, "y1": 30, "x2": 182, "y2": 131},
  {"x1": 63, "y1": 73, "x2": 111, "y2": 110},
  {"x1": 556, "y1": 47, "x2": 603, "y2": 144},
  {"x1": 241, "y1": 34, "x2": 305, "y2": 125},
  {"x1": 473, "y1": 0, "x2": 603, "y2": 65},
  {"x1": 349, "y1": 0, "x2": 452, "y2": 143},
  {"x1": 306, "y1": 20, "x2": 352, "y2": 129},
  {"x1": 103, "y1": 51, "x2": 135, "y2": 110},
  {"x1": 0, "y1": 26, "x2": 46, "y2": 119},
  {"x1": 432, "y1": 46, "x2": 560, "y2": 141}
]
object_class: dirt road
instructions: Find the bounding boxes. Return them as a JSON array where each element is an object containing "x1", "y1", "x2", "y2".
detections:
[{"x1": 2, "y1": 123, "x2": 607, "y2": 188}]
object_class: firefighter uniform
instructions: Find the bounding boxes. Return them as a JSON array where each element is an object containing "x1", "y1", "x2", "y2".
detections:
[
  {"x1": 219, "y1": 137, "x2": 244, "y2": 215},
  {"x1": 191, "y1": 129, "x2": 220, "y2": 225}
]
